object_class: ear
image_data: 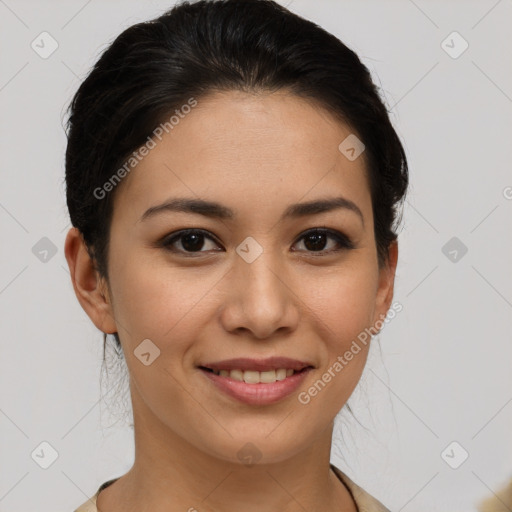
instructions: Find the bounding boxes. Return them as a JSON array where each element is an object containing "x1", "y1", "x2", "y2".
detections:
[
  {"x1": 64, "y1": 227, "x2": 117, "y2": 334},
  {"x1": 372, "y1": 240, "x2": 399, "y2": 332}
]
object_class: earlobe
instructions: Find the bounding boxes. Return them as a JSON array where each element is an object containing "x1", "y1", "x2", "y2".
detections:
[{"x1": 64, "y1": 227, "x2": 117, "y2": 334}]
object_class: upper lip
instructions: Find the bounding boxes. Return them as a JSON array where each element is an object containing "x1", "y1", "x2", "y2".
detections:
[{"x1": 199, "y1": 357, "x2": 314, "y2": 372}]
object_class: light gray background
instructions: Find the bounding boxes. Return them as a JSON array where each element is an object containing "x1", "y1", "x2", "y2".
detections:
[{"x1": 1, "y1": 1, "x2": 511, "y2": 511}]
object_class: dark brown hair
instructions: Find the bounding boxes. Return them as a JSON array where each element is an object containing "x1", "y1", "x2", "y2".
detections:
[{"x1": 64, "y1": 0, "x2": 408, "y2": 359}]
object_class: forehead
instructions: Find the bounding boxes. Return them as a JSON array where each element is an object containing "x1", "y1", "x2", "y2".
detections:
[{"x1": 112, "y1": 90, "x2": 371, "y2": 226}]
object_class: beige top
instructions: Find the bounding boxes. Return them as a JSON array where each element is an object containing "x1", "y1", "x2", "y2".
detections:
[{"x1": 74, "y1": 464, "x2": 390, "y2": 512}]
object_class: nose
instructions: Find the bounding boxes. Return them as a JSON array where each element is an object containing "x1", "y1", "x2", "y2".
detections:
[{"x1": 219, "y1": 252, "x2": 300, "y2": 340}]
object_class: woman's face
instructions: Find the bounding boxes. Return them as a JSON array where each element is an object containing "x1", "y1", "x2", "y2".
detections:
[{"x1": 75, "y1": 89, "x2": 397, "y2": 464}]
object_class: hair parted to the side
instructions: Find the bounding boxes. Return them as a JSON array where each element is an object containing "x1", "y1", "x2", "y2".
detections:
[{"x1": 64, "y1": 0, "x2": 408, "y2": 373}]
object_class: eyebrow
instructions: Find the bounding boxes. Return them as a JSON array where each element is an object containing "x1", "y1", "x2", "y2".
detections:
[{"x1": 139, "y1": 196, "x2": 364, "y2": 226}]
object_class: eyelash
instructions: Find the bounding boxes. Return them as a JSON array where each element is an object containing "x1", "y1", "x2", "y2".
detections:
[{"x1": 159, "y1": 228, "x2": 355, "y2": 257}]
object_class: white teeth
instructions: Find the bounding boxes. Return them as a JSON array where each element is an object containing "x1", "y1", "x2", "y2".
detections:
[
  {"x1": 230, "y1": 369, "x2": 244, "y2": 381},
  {"x1": 211, "y1": 368, "x2": 299, "y2": 383},
  {"x1": 276, "y1": 368, "x2": 287, "y2": 380},
  {"x1": 243, "y1": 370, "x2": 261, "y2": 384}
]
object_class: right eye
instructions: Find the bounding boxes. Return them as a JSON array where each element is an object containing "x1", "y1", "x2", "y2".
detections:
[{"x1": 160, "y1": 229, "x2": 224, "y2": 256}]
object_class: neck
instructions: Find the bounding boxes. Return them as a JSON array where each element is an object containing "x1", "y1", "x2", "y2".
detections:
[{"x1": 97, "y1": 386, "x2": 357, "y2": 512}]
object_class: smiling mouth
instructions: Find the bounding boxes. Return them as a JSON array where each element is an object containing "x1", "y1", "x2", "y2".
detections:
[{"x1": 198, "y1": 366, "x2": 312, "y2": 384}]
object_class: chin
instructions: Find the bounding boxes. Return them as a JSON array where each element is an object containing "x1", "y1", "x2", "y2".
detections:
[{"x1": 200, "y1": 431, "x2": 311, "y2": 467}]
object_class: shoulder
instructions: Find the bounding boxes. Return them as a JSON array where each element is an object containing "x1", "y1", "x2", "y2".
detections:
[
  {"x1": 73, "y1": 478, "x2": 119, "y2": 512},
  {"x1": 331, "y1": 464, "x2": 392, "y2": 512}
]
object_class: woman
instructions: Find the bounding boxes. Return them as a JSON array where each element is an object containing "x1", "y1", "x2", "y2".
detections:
[{"x1": 64, "y1": 0, "x2": 408, "y2": 510}]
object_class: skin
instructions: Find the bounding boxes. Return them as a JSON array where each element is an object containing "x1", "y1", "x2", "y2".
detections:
[{"x1": 65, "y1": 89, "x2": 398, "y2": 512}]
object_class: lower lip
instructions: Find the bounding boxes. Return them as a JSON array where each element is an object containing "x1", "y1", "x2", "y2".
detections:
[{"x1": 199, "y1": 368, "x2": 312, "y2": 405}]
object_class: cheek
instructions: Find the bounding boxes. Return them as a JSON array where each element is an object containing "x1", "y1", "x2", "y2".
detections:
[
  {"x1": 110, "y1": 260, "x2": 221, "y2": 350},
  {"x1": 302, "y1": 261, "x2": 378, "y2": 345},
  {"x1": 296, "y1": 269, "x2": 377, "y2": 411},
  {"x1": 111, "y1": 263, "x2": 215, "y2": 407}
]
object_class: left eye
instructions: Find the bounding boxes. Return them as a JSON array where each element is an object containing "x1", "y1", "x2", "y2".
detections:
[
  {"x1": 292, "y1": 228, "x2": 354, "y2": 254},
  {"x1": 160, "y1": 228, "x2": 354, "y2": 256}
]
